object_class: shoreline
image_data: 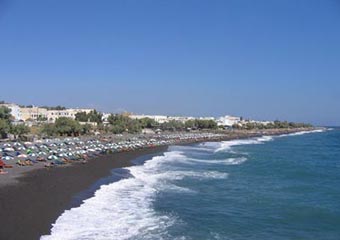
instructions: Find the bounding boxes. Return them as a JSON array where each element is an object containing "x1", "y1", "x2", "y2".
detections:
[
  {"x1": 0, "y1": 128, "x2": 319, "y2": 187},
  {"x1": 0, "y1": 146, "x2": 168, "y2": 240},
  {"x1": 0, "y1": 128, "x2": 319, "y2": 240}
]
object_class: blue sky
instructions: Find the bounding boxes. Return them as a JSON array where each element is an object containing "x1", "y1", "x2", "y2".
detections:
[{"x1": 0, "y1": 0, "x2": 339, "y2": 126}]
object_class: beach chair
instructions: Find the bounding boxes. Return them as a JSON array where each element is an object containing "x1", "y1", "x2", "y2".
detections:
[
  {"x1": 16, "y1": 160, "x2": 26, "y2": 166},
  {"x1": 0, "y1": 160, "x2": 9, "y2": 174}
]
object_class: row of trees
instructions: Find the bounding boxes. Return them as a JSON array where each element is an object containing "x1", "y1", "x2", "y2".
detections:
[
  {"x1": 107, "y1": 114, "x2": 142, "y2": 133},
  {"x1": 233, "y1": 120, "x2": 313, "y2": 130},
  {"x1": 75, "y1": 110, "x2": 103, "y2": 124},
  {"x1": 0, "y1": 106, "x2": 30, "y2": 139},
  {"x1": 17, "y1": 105, "x2": 67, "y2": 110},
  {"x1": 40, "y1": 118, "x2": 92, "y2": 137},
  {"x1": 41, "y1": 114, "x2": 218, "y2": 136},
  {"x1": 184, "y1": 119, "x2": 218, "y2": 130},
  {"x1": 39, "y1": 105, "x2": 66, "y2": 110},
  {"x1": 106, "y1": 115, "x2": 218, "y2": 134}
]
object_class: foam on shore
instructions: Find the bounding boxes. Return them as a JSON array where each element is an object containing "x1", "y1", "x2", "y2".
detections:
[{"x1": 41, "y1": 150, "x2": 230, "y2": 240}]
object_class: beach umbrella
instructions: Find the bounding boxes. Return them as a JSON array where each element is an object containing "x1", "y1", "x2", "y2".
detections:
[
  {"x1": 2, "y1": 156, "x2": 13, "y2": 161},
  {"x1": 47, "y1": 155, "x2": 58, "y2": 161},
  {"x1": 28, "y1": 153, "x2": 38, "y2": 161},
  {"x1": 4, "y1": 147, "x2": 15, "y2": 152},
  {"x1": 5, "y1": 152, "x2": 16, "y2": 157}
]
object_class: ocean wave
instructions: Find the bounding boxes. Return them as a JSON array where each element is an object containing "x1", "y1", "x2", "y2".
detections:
[
  {"x1": 278, "y1": 129, "x2": 325, "y2": 137},
  {"x1": 41, "y1": 151, "x2": 227, "y2": 240},
  {"x1": 214, "y1": 136, "x2": 273, "y2": 152},
  {"x1": 41, "y1": 177, "x2": 176, "y2": 240},
  {"x1": 150, "y1": 170, "x2": 228, "y2": 181},
  {"x1": 170, "y1": 145, "x2": 214, "y2": 153},
  {"x1": 187, "y1": 157, "x2": 247, "y2": 165}
]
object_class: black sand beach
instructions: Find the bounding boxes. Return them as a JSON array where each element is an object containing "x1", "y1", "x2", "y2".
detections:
[
  {"x1": 0, "y1": 128, "x2": 316, "y2": 240},
  {"x1": 0, "y1": 146, "x2": 168, "y2": 240}
]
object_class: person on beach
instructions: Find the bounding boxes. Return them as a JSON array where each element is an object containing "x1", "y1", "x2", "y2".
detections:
[{"x1": 0, "y1": 159, "x2": 8, "y2": 174}]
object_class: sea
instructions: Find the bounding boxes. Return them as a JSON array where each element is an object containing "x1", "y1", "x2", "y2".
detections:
[{"x1": 41, "y1": 128, "x2": 340, "y2": 240}]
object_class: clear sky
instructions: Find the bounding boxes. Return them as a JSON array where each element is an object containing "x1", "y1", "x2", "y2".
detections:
[{"x1": 0, "y1": 0, "x2": 339, "y2": 126}]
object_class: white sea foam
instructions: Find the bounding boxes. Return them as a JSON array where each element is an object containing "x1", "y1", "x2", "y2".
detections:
[
  {"x1": 187, "y1": 157, "x2": 247, "y2": 165},
  {"x1": 214, "y1": 136, "x2": 273, "y2": 152},
  {"x1": 150, "y1": 170, "x2": 228, "y2": 180},
  {"x1": 170, "y1": 145, "x2": 213, "y2": 153},
  {"x1": 41, "y1": 151, "x2": 227, "y2": 240},
  {"x1": 278, "y1": 129, "x2": 325, "y2": 137},
  {"x1": 257, "y1": 135, "x2": 274, "y2": 142}
]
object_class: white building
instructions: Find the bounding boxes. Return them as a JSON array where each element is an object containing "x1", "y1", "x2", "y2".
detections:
[
  {"x1": 130, "y1": 114, "x2": 217, "y2": 124},
  {"x1": 246, "y1": 120, "x2": 273, "y2": 126},
  {"x1": 261, "y1": 121, "x2": 273, "y2": 125},
  {"x1": 216, "y1": 115, "x2": 241, "y2": 127},
  {"x1": 129, "y1": 114, "x2": 169, "y2": 124},
  {"x1": 20, "y1": 106, "x2": 48, "y2": 121},
  {"x1": 167, "y1": 116, "x2": 196, "y2": 123},
  {"x1": 1, "y1": 103, "x2": 97, "y2": 123},
  {"x1": 197, "y1": 117, "x2": 216, "y2": 121},
  {"x1": 101, "y1": 113, "x2": 111, "y2": 125},
  {"x1": 0, "y1": 103, "x2": 23, "y2": 121},
  {"x1": 130, "y1": 114, "x2": 204, "y2": 124},
  {"x1": 47, "y1": 108, "x2": 94, "y2": 123}
]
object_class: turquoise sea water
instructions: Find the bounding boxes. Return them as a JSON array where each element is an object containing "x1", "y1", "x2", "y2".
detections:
[{"x1": 42, "y1": 129, "x2": 340, "y2": 240}]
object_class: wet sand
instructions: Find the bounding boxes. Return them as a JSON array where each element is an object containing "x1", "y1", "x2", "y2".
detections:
[{"x1": 0, "y1": 146, "x2": 168, "y2": 240}]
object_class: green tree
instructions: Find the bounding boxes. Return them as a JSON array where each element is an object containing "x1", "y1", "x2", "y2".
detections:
[
  {"x1": 81, "y1": 124, "x2": 92, "y2": 134},
  {"x1": 139, "y1": 117, "x2": 158, "y2": 129},
  {"x1": 184, "y1": 119, "x2": 217, "y2": 130},
  {"x1": 54, "y1": 117, "x2": 82, "y2": 136},
  {"x1": 54, "y1": 105, "x2": 66, "y2": 110},
  {"x1": 40, "y1": 105, "x2": 66, "y2": 110},
  {"x1": 0, "y1": 119, "x2": 10, "y2": 139},
  {"x1": 161, "y1": 120, "x2": 185, "y2": 131},
  {"x1": 0, "y1": 106, "x2": 12, "y2": 121},
  {"x1": 110, "y1": 124, "x2": 126, "y2": 134},
  {"x1": 107, "y1": 114, "x2": 141, "y2": 134},
  {"x1": 234, "y1": 120, "x2": 313, "y2": 130},
  {"x1": 198, "y1": 119, "x2": 217, "y2": 129},
  {"x1": 88, "y1": 110, "x2": 103, "y2": 124},
  {"x1": 77, "y1": 110, "x2": 103, "y2": 124},
  {"x1": 10, "y1": 124, "x2": 30, "y2": 140},
  {"x1": 185, "y1": 120, "x2": 196, "y2": 129},
  {"x1": 37, "y1": 115, "x2": 48, "y2": 122},
  {"x1": 0, "y1": 106, "x2": 12, "y2": 138},
  {"x1": 75, "y1": 111, "x2": 89, "y2": 122},
  {"x1": 40, "y1": 123, "x2": 58, "y2": 136}
]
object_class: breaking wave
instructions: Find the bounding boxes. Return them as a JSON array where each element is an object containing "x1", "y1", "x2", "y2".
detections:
[
  {"x1": 41, "y1": 151, "x2": 228, "y2": 240},
  {"x1": 278, "y1": 129, "x2": 325, "y2": 137},
  {"x1": 210, "y1": 136, "x2": 274, "y2": 153}
]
